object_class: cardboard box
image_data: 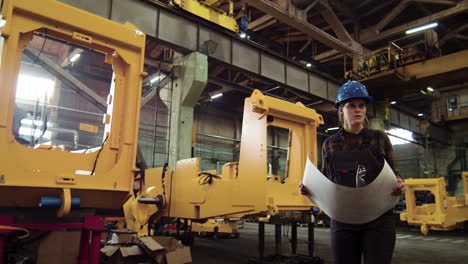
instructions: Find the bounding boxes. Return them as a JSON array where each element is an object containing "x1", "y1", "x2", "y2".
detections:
[
  {"x1": 101, "y1": 236, "x2": 191, "y2": 264},
  {"x1": 36, "y1": 231, "x2": 81, "y2": 264},
  {"x1": 118, "y1": 233, "x2": 136, "y2": 243},
  {"x1": 166, "y1": 246, "x2": 192, "y2": 264},
  {"x1": 152, "y1": 236, "x2": 178, "y2": 251}
]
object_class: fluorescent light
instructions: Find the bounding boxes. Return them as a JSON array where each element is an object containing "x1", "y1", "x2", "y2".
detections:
[
  {"x1": 427, "y1": 87, "x2": 434, "y2": 92},
  {"x1": 306, "y1": 62, "x2": 312, "y2": 67},
  {"x1": 210, "y1": 93, "x2": 223, "y2": 99},
  {"x1": 326, "y1": 127, "x2": 340, "y2": 132},
  {"x1": 390, "y1": 101, "x2": 396, "y2": 105},
  {"x1": 150, "y1": 76, "x2": 160, "y2": 84},
  {"x1": 405, "y1": 22, "x2": 438, "y2": 35},
  {"x1": 418, "y1": 113, "x2": 424, "y2": 117},
  {"x1": 70, "y1": 53, "x2": 81, "y2": 62},
  {"x1": 239, "y1": 32, "x2": 247, "y2": 39}
]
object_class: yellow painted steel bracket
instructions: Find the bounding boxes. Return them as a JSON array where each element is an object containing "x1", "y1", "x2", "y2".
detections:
[
  {"x1": 0, "y1": 0, "x2": 145, "y2": 215},
  {"x1": 172, "y1": 0, "x2": 239, "y2": 32},
  {"x1": 400, "y1": 174, "x2": 468, "y2": 235},
  {"x1": 125, "y1": 90, "x2": 324, "y2": 234}
]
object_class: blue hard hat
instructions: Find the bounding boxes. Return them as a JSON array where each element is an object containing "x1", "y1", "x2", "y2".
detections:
[{"x1": 335, "y1": 80, "x2": 372, "y2": 109}]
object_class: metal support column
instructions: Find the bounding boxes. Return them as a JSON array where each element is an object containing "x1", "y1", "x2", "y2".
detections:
[
  {"x1": 258, "y1": 222, "x2": 265, "y2": 259},
  {"x1": 275, "y1": 224, "x2": 282, "y2": 256},
  {"x1": 78, "y1": 230, "x2": 91, "y2": 264},
  {"x1": 308, "y1": 222, "x2": 314, "y2": 257},
  {"x1": 291, "y1": 222, "x2": 297, "y2": 255},
  {"x1": 81, "y1": 215, "x2": 106, "y2": 264},
  {"x1": 0, "y1": 235, "x2": 4, "y2": 264}
]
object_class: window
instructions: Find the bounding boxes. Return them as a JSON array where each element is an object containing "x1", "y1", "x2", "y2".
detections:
[
  {"x1": 387, "y1": 128, "x2": 413, "y2": 145},
  {"x1": 267, "y1": 126, "x2": 290, "y2": 182},
  {"x1": 12, "y1": 33, "x2": 113, "y2": 151}
]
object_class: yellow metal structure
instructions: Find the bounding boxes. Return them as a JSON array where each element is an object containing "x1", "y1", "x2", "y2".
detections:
[
  {"x1": 0, "y1": 0, "x2": 145, "y2": 214},
  {"x1": 346, "y1": 34, "x2": 437, "y2": 80},
  {"x1": 171, "y1": 0, "x2": 239, "y2": 32},
  {"x1": 0, "y1": 0, "x2": 322, "y2": 235},
  {"x1": 400, "y1": 173, "x2": 468, "y2": 235},
  {"x1": 191, "y1": 218, "x2": 241, "y2": 237},
  {"x1": 125, "y1": 89, "x2": 324, "y2": 233},
  {"x1": 346, "y1": 43, "x2": 402, "y2": 80}
]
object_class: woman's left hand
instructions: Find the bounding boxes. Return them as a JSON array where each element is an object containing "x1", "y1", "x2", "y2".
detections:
[{"x1": 392, "y1": 178, "x2": 405, "y2": 196}]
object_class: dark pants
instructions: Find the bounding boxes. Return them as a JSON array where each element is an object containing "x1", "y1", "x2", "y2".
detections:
[{"x1": 330, "y1": 213, "x2": 396, "y2": 264}]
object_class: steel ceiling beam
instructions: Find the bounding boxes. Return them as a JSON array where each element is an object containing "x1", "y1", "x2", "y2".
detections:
[
  {"x1": 360, "y1": 0, "x2": 468, "y2": 43},
  {"x1": 24, "y1": 47, "x2": 107, "y2": 112},
  {"x1": 414, "y1": 0, "x2": 458, "y2": 5},
  {"x1": 374, "y1": 0, "x2": 410, "y2": 33},
  {"x1": 243, "y1": 0, "x2": 359, "y2": 54},
  {"x1": 319, "y1": 0, "x2": 354, "y2": 43}
]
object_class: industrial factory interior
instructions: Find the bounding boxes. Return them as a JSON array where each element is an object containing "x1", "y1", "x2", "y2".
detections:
[{"x1": 0, "y1": 0, "x2": 467, "y2": 263}]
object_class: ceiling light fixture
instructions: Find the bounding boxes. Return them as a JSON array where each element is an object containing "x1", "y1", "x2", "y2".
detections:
[
  {"x1": 239, "y1": 32, "x2": 247, "y2": 39},
  {"x1": 390, "y1": 101, "x2": 396, "y2": 105},
  {"x1": 418, "y1": 113, "x2": 424, "y2": 117},
  {"x1": 405, "y1": 22, "x2": 438, "y2": 35},
  {"x1": 427, "y1": 87, "x2": 434, "y2": 92},
  {"x1": 306, "y1": 62, "x2": 312, "y2": 67},
  {"x1": 326, "y1": 127, "x2": 340, "y2": 132},
  {"x1": 210, "y1": 93, "x2": 223, "y2": 99},
  {"x1": 150, "y1": 76, "x2": 161, "y2": 84},
  {"x1": 69, "y1": 53, "x2": 81, "y2": 62}
]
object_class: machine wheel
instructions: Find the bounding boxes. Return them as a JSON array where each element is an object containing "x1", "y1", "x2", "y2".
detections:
[{"x1": 421, "y1": 224, "x2": 429, "y2": 236}]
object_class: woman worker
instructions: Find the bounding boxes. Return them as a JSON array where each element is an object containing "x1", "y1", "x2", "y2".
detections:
[{"x1": 300, "y1": 80, "x2": 406, "y2": 264}]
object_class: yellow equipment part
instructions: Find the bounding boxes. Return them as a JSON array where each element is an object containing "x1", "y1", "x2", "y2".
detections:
[
  {"x1": 191, "y1": 218, "x2": 240, "y2": 236},
  {"x1": 125, "y1": 89, "x2": 324, "y2": 234},
  {"x1": 0, "y1": 0, "x2": 145, "y2": 215},
  {"x1": 171, "y1": 0, "x2": 239, "y2": 32},
  {"x1": 400, "y1": 172, "x2": 468, "y2": 235}
]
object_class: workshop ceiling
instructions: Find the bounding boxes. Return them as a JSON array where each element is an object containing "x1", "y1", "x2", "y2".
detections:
[
  {"x1": 40, "y1": 0, "x2": 468, "y2": 126},
  {"x1": 208, "y1": 0, "x2": 468, "y2": 118}
]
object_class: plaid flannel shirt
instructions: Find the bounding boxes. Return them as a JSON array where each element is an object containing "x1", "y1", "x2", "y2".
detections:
[{"x1": 321, "y1": 128, "x2": 401, "y2": 179}]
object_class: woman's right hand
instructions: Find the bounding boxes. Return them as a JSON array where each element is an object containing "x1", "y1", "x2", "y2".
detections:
[{"x1": 299, "y1": 183, "x2": 309, "y2": 195}]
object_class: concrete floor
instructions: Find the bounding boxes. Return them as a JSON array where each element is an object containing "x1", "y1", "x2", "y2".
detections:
[{"x1": 191, "y1": 222, "x2": 468, "y2": 264}]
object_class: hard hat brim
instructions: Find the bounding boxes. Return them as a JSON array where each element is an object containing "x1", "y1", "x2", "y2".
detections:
[{"x1": 334, "y1": 96, "x2": 373, "y2": 109}]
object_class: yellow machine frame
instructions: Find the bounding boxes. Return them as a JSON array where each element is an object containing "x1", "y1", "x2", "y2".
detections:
[
  {"x1": 1, "y1": 0, "x2": 322, "y2": 235},
  {"x1": 125, "y1": 90, "x2": 324, "y2": 233},
  {"x1": 400, "y1": 173, "x2": 468, "y2": 235},
  {"x1": 0, "y1": 0, "x2": 145, "y2": 215},
  {"x1": 191, "y1": 218, "x2": 241, "y2": 237}
]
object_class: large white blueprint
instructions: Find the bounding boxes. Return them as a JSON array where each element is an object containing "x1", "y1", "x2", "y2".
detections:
[{"x1": 302, "y1": 158, "x2": 399, "y2": 224}]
